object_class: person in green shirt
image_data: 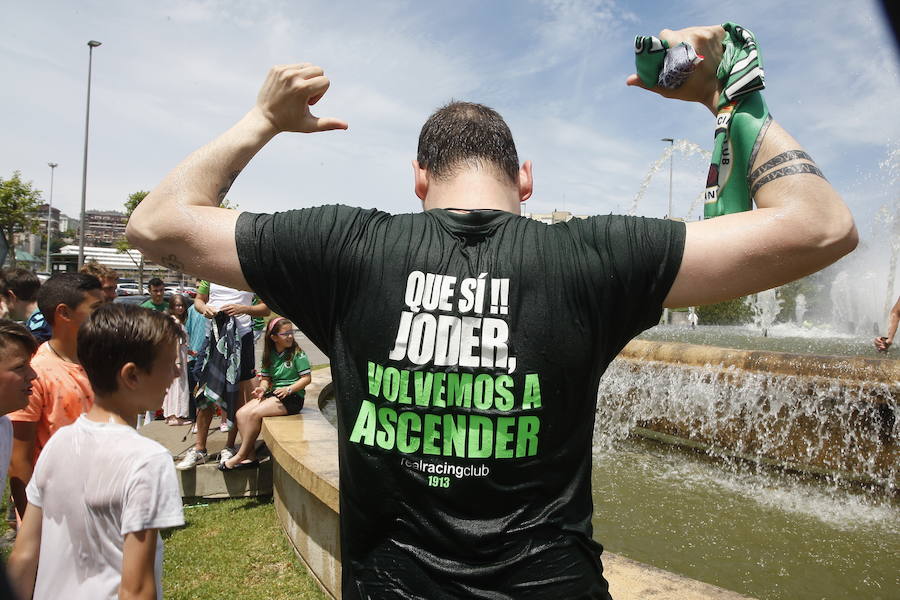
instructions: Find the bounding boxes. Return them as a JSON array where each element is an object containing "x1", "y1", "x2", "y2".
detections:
[
  {"x1": 220, "y1": 317, "x2": 310, "y2": 470},
  {"x1": 139, "y1": 278, "x2": 169, "y2": 312}
]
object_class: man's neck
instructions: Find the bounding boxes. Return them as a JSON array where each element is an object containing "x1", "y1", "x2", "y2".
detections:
[
  {"x1": 86, "y1": 399, "x2": 136, "y2": 427},
  {"x1": 12, "y1": 300, "x2": 39, "y2": 322},
  {"x1": 48, "y1": 330, "x2": 79, "y2": 364},
  {"x1": 423, "y1": 171, "x2": 521, "y2": 215}
]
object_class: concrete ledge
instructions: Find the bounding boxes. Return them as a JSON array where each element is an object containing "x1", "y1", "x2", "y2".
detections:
[
  {"x1": 140, "y1": 420, "x2": 273, "y2": 499},
  {"x1": 621, "y1": 339, "x2": 900, "y2": 386},
  {"x1": 262, "y1": 367, "x2": 754, "y2": 600},
  {"x1": 614, "y1": 340, "x2": 897, "y2": 486}
]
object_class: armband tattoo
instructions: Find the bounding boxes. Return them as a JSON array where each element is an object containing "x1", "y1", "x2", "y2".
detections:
[
  {"x1": 748, "y1": 150, "x2": 814, "y2": 184},
  {"x1": 750, "y1": 162, "x2": 826, "y2": 197}
]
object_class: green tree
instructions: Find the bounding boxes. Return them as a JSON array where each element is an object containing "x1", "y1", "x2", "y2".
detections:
[
  {"x1": 115, "y1": 190, "x2": 149, "y2": 253},
  {"x1": 0, "y1": 171, "x2": 42, "y2": 267},
  {"x1": 116, "y1": 190, "x2": 150, "y2": 288}
]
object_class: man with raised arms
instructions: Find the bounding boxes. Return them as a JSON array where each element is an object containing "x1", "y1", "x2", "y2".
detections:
[{"x1": 127, "y1": 25, "x2": 857, "y2": 600}]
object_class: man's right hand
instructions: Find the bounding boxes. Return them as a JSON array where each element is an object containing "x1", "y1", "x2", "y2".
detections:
[
  {"x1": 874, "y1": 336, "x2": 892, "y2": 352},
  {"x1": 626, "y1": 25, "x2": 726, "y2": 115},
  {"x1": 254, "y1": 63, "x2": 349, "y2": 134}
]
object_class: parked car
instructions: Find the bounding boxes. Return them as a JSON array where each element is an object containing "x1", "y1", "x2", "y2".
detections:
[
  {"x1": 114, "y1": 294, "x2": 150, "y2": 305},
  {"x1": 116, "y1": 283, "x2": 147, "y2": 296},
  {"x1": 114, "y1": 292, "x2": 174, "y2": 306},
  {"x1": 166, "y1": 285, "x2": 197, "y2": 299}
]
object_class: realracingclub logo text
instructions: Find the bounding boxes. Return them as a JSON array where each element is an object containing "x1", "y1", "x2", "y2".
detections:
[{"x1": 401, "y1": 457, "x2": 490, "y2": 479}]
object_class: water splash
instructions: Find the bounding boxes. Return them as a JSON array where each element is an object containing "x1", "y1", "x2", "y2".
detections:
[
  {"x1": 794, "y1": 293, "x2": 807, "y2": 323},
  {"x1": 746, "y1": 289, "x2": 783, "y2": 335},
  {"x1": 831, "y1": 270, "x2": 884, "y2": 335},
  {"x1": 593, "y1": 358, "x2": 898, "y2": 492},
  {"x1": 628, "y1": 139, "x2": 710, "y2": 217}
]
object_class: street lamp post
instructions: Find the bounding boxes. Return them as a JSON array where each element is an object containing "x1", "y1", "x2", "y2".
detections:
[
  {"x1": 661, "y1": 137, "x2": 674, "y2": 326},
  {"x1": 78, "y1": 40, "x2": 102, "y2": 269},
  {"x1": 45, "y1": 162, "x2": 58, "y2": 273},
  {"x1": 661, "y1": 137, "x2": 674, "y2": 219}
]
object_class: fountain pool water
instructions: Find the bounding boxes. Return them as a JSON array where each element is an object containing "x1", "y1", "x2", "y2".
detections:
[
  {"x1": 590, "y1": 437, "x2": 899, "y2": 600},
  {"x1": 592, "y1": 333, "x2": 898, "y2": 599}
]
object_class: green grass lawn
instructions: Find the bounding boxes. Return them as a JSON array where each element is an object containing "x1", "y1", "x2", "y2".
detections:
[
  {"x1": 2, "y1": 492, "x2": 327, "y2": 599},
  {"x1": 163, "y1": 496, "x2": 327, "y2": 600}
]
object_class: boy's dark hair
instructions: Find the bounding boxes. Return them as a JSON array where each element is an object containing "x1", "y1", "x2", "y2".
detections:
[
  {"x1": 37, "y1": 272, "x2": 101, "y2": 327},
  {"x1": 417, "y1": 101, "x2": 519, "y2": 184},
  {"x1": 78, "y1": 303, "x2": 184, "y2": 395},
  {"x1": 147, "y1": 277, "x2": 164, "y2": 288},
  {"x1": 0, "y1": 319, "x2": 38, "y2": 359},
  {"x1": 5, "y1": 268, "x2": 41, "y2": 303}
]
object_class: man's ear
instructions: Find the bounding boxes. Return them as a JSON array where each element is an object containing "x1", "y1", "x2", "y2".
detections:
[
  {"x1": 119, "y1": 362, "x2": 141, "y2": 391},
  {"x1": 54, "y1": 303, "x2": 71, "y2": 325},
  {"x1": 412, "y1": 160, "x2": 429, "y2": 202},
  {"x1": 518, "y1": 160, "x2": 533, "y2": 203}
]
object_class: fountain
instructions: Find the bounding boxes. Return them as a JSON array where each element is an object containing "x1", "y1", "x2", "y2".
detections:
[
  {"x1": 628, "y1": 139, "x2": 710, "y2": 218},
  {"x1": 592, "y1": 142, "x2": 900, "y2": 599},
  {"x1": 794, "y1": 293, "x2": 806, "y2": 324},
  {"x1": 745, "y1": 289, "x2": 782, "y2": 337}
]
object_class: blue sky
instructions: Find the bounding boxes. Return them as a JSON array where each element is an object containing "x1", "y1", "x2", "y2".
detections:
[{"x1": 2, "y1": 0, "x2": 898, "y2": 244}]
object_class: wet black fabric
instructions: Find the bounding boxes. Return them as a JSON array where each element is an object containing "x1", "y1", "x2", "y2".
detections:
[{"x1": 236, "y1": 206, "x2": 685, "y2": 599}]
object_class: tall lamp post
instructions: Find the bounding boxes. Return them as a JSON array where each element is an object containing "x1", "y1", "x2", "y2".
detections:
[
  {"x1": 661, "y1": 137, "x2": 674, "y2": 219},
  {"x1": 45, "y1": 162, "x2": 58, "y2": 273},
  {"x1": 661, "y1": 138, "x2": 674, "y2": 326},
  {"x1": 78, "y1": 40, "x2": 102, "y2": 269}
]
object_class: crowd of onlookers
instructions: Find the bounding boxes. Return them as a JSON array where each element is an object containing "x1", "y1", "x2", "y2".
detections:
[{"x1": 0, "y1": 264, "x2": 312, "y2": 598}]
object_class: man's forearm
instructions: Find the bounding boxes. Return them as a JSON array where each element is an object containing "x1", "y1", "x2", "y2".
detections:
[
  {"x1": 132, "y1": 107, "x2": 276, "y2": 218},
  {"x1": 246, "y1": 303, "x2": 271, "y2": 317},
  {"x1": 125, "y1": 108, "x2": 277, "y2": 281},
  {"x1": 665, "y1": 119, "x2": 857, "y2": 307}
]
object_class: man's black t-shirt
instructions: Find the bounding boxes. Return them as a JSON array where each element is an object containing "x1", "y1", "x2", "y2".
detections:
[{"x1": 236, "y1": 206, "x2": 685, "y2": 599}]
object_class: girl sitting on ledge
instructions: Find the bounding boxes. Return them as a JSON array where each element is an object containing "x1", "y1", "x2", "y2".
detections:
[{"x1": 220, "y1": 317, "x2": 311, "y2": 470}]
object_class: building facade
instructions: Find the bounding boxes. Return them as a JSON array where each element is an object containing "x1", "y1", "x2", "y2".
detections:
[{"x1": 82, "y1": 210, "x2": 128, "y2": 246}]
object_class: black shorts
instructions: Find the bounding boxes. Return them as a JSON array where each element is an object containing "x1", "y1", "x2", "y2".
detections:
[
  {"x1": 266, "y1": 391, "x2": 305, "y2": 415},
  {"x1": 239, "y1": 331, "x2": 255, "y2": 382}
]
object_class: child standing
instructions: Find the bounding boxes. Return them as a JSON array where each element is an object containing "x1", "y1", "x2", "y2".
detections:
[
  {"x1": 8, "y1": 304, "x2": 185, "y2": 599},
  {"x1": 0, "y1": 320, "x2": 38, "y2": 489},
  {"x1": 220, "y1": 317, "x2": 311, "y2": 470},
  {"x1": 163, "y1": 294, "x2": 191, "y2": 426}
]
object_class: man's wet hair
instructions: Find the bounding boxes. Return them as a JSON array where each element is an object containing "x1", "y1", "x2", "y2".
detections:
[
  {"x1": 78, "y1": 303, "x2": 183, "y2": 396},
  {"x1": 417, "y1": 101, "x2": 520, "y2": 184},
  {"x1": 5, "y1": 268, "x2": 41, "y2": 303},
  {"x1": 148, "y1": 277, "x2": 164, "y2": 288},
  {"x1": 0, "y1": 319, "x2": 38, "y2": 360},
  {"x1": 36, "y1": 272, "x2": 101, "y2": 327}
]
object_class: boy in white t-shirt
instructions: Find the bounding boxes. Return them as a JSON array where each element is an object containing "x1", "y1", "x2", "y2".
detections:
[
  {"x1": 7, "y1": 304, "x2": 186, "y2": 600},
  {"x1": 0, "y1": 319, "x2": 38, "y2": 489}
]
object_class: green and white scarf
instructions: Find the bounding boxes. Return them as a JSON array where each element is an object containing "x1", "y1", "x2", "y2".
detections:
[{"x1": 635, "y1": 23, "x2": 772, "y2": 218}]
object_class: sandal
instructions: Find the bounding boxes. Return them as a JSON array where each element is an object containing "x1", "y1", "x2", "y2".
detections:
[{"x1": 218, "y1": 459, "x2": 260, "y2": 472}]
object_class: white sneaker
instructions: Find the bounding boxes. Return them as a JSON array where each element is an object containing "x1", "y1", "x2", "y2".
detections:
[
  {"x1": 176, "y1": 448, "x2": 208, "y2": 471},
  {"x1": 219, "y1": 447, "x2": 236, "y2": 465}
]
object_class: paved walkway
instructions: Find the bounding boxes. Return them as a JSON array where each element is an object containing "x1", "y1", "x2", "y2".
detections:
[{"x1": 138, "y1": 324, "x2": 327, "y2": 499}]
